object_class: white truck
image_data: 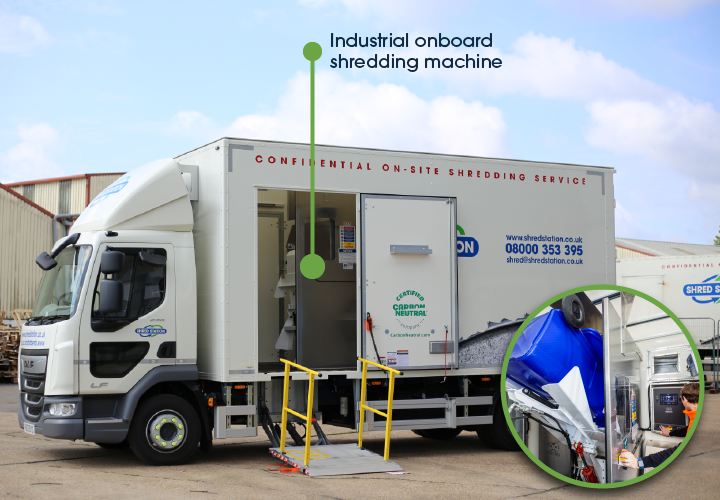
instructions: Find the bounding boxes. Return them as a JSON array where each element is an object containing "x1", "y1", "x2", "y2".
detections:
[
  {"x1": 18, "y1": 138, "x2": 616, "y2": 467},
  {"x1": 616, "y1": 254, "x2": 720, "y2": 386}
]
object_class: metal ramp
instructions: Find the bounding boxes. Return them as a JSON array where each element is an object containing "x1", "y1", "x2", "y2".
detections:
[
  {"x1": 268, "y1": 358, "x2": 403, "y2": 476},
  {"x1": 269, "y1": 444, "x2": 402, "y2": 476}
]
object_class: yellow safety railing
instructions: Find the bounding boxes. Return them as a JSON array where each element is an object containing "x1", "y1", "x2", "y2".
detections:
[
  {"x1": 279, "y1": 358, "x2": 320, "y2": 466},
  {"x1": 357, "y1": 357, "x2": 402, "y2": 461}
]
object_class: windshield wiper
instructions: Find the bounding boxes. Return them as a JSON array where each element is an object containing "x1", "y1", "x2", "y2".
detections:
[{"x1": 38, "y1": 315, "x2": 71, "y2": 325}]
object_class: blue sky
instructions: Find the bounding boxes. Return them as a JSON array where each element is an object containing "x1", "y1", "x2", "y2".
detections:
[{"x1": 1, "y1": 0, "x2": 719, "y2": 244}]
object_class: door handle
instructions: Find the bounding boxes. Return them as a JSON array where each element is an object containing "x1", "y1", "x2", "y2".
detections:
[{"x1": 390, "y1": 245, "x2": 432, "y2": 254}]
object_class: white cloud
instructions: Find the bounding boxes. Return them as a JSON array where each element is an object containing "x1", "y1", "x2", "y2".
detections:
[
  {"x1": 225, "y1": 71, "x2": 507, "y2": 157},
  {"x1": 614, "y1": 201, "x2": 650, "y2": 239},
  {"x1": 0, "y1": 13, "x2": 51, "y2": 55},
  {"x1": 329, "y1": 33, "x2": 668, "y2": 103},
  {"x1": 483, "y1": 33, "x2": 666, "y2": 101},
  {"x1": 586, "y1": 97, "x2": 720, "y2": 182},
  {"x1": 539, "y1": 0, "x2": 719, "y2": 17},
  {"x1": 167, "y1": 111, "x2": 219, "y2": 141},
  {"x1": 0, "y1": 123, "x2": 63, "y2": 182}
]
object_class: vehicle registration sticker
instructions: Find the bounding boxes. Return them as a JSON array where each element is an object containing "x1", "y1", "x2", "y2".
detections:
[{"x1": 24, "y1": 422, "x2": 35, "y2": 435}]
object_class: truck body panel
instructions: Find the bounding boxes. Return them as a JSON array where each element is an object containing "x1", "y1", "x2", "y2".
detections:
[{"x1": 174, "y1": 138, "x2": 616, "y2": 382}]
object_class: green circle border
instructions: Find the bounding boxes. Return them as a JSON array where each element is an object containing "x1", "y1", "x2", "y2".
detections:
[{"x1": 500, "y1": 284, "x2": 705, "y2": 489}]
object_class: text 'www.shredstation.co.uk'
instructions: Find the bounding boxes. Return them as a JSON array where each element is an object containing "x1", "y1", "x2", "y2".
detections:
[{"x1": 505, "y1": 234, "x2": 584, "y2": 264}]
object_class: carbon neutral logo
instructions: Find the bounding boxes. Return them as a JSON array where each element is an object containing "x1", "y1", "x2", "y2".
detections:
[
  {"x1": 683, "y1": 275, "x2": 720, "y2": 304},
  {"x1": 135, "y1": 325, "x2": 167, "y2": 337},
  {"x1": 394, "y1": 290, "x2": 427, "y2": 330}
]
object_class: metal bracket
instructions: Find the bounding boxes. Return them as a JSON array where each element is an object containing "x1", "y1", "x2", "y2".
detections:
[
  {"x1": 359, "y1": 396, "x2": 492, "y2": 431},
  {"x1": 214, "y1": 405, "x2": 257, "y2": 439}
]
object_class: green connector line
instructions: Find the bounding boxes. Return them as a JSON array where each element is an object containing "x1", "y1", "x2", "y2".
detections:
[
  {"x1": 310, "y1": 54, "x2": 316, "y2": 255},
  {"x1": 300, "y1": 42, "x2": 325, "y2": 280}
]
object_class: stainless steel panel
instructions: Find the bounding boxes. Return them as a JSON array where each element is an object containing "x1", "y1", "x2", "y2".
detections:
[
  {"x1": 296, "y1": 192, "x2": 357, "y2": 369},
  {"x1": 537, "y1": 424, "x2": 573, "y2": 477},
  {"x1": 604, "y1": 297, "x2": 643, "y2": 483}
]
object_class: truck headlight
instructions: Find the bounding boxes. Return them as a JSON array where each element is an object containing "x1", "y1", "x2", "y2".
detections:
[{"x1": 48, "y1": 403, "x2": 77, "y2": 417}]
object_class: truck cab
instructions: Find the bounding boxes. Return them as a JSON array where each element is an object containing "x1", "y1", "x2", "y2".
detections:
[{"x1": 19, "y1": 159, "x2": 205, "y2": 462}]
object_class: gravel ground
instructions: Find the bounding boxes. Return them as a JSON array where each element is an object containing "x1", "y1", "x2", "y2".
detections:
[{"x1": 0, "y1": 383, "x2": 718, "y2": 499}]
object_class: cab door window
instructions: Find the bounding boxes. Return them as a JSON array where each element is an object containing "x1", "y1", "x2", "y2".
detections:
[{"x1": 92, "y1": 248, "x2": 167, "y2": 320}]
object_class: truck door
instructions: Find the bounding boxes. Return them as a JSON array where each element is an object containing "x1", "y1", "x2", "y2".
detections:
[
  {"x1": 361, "y1": 195, "x2": 457, "y2": 370},
  {"x1": 78, "y1": 243, "x2": 176, "y2": 394}
]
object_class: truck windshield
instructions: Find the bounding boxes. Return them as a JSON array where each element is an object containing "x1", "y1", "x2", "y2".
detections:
[{"x1": 30, "y1": 245, "x2": 92, "y2": 323}]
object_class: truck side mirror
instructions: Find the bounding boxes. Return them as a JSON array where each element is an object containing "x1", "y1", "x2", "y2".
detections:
[
  {"x1": 36, "y1": 252, "x2": 58, "y2": 271},
  {"x1": 98, "y1": 280, "x2": 124, "y2": 313},
  {"x1": 101, "y1": 251, "x2": 124, "y2": 275}
]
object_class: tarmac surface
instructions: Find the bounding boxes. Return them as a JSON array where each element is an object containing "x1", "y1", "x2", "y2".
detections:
[{"x1": 0, "y1": 383, "x2": 718, "y2": 499}]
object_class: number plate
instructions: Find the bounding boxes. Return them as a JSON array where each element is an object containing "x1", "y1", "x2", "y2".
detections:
[{"x1": 24, "y1": 422, "x2": 35, "y2": 435}]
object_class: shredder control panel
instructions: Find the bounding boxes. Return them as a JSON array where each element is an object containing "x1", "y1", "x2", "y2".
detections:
[{"x1": 652, "y1": 386, "x2": 686, "y2": 430}]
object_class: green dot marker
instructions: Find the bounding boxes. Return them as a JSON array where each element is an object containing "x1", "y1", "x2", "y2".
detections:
[
  {"x1": 155, "y1": 435, "x2": 160, "y2": 440},
  {"x1": 178, "y1": 424, "x2": 183, "y2": 430},
  {"x1": 155, "y1": 424, "x2": 160, "y2": 430},
  {"x1": 300, "y1": 42, "x2": 326, "y2": 280}
]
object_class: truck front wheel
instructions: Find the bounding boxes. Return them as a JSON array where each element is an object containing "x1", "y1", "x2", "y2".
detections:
[{"x1": 129, "y1": 394, "x2": 200, "y2": 466}]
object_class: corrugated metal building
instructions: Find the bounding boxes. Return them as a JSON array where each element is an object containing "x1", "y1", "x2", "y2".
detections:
[
  {"x1": 616, "y1": 237, "x2": 720, "y2": 259},
  {"x1": 1, "y1": 172, "x2": 124, "y2": 312},
  {"x1": 0, "y1": 184, "x2": 56, "y2": 312},
  {"x1": 5, "y1": 173, "x2": 124, "y2": 216}
]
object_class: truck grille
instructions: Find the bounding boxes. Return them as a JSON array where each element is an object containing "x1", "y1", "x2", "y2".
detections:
[{"x1": 20, "y1": 351, "x2": 48, "y2": 423}]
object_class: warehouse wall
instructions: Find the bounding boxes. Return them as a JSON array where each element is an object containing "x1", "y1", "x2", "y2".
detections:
[
  {"x1": 0, "y1": 184, "x2": 54, "y2": 313},
  {"x1": 70, "y1": 178, "x2": 85, "y2": 213},
  {"x1": 7, "y1": 173, "x2": 124, "y2": 216},
  {"x1": 88, "y1": 174, "x2": 123, "y2": 203}
]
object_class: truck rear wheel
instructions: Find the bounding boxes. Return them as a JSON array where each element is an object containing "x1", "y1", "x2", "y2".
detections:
[
  {"x1": 129, "y1": 394, "x2": 200, "y2": 466},
  {"x1": 476, "y1": 402, "x2": 521, "y2": 451}
]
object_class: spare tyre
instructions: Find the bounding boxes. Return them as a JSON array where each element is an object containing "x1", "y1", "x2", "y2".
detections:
[{"x1": 561, "y1": 294, "x2": 585, "y2": 329}]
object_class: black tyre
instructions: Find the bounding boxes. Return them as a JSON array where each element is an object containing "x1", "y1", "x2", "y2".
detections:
[
  {"x1": 416, "y1": 428, "x2": 462, "y2": 440},
  {"x1": 476, "y1": 401, "x2": 521, "y2": 451},
  {"x1": 561, "y1": 294, "x2": 585, "y2": 329},
  {"x1": 128, "y1": 394, "x2": 200, "y2": 466},
  {"x1": 95, "y1": 439, "x2": 130, "y2": 450}
]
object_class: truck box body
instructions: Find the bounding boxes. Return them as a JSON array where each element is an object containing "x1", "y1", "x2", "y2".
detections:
[
  {"x1": 173, "y1": 138, "x2": 616, "y2": 382},
  {"x1": 616, "y1": 254, "x2": 720, "y2": 367},
  {"x1": 617, "y1": 254, "x2": 720, "y2": 326}
]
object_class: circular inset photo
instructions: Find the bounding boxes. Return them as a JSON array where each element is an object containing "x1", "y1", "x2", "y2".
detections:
[{"x1": 501, "y1": 286, "x2": 704, "y2": 488}]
